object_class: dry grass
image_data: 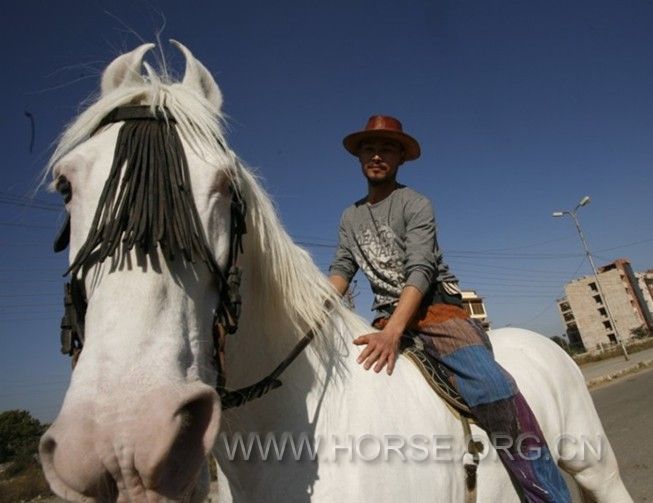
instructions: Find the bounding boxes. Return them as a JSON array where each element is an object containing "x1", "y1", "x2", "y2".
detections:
[
  {"x1": 0, "y1": 461, "x2": 53, "y2": 502},
  {"x1": 573, "y1": 337, "x2": 653, "y2": 366},
  {"x1": 587, "y1": 359, "x2": 653, "y2": 389}
]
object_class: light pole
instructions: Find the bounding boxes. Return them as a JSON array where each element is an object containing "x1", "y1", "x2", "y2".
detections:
[{"x1": 553, "y1": 196, "x2": 629, "y2": 360}]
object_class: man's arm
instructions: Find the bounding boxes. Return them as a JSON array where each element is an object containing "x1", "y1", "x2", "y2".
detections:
[
  {"x1": 328, "y1": 274, "x2": 350, "y2": 296},
  {"x1": 328, "y1": 212, "x2": 358, "y2": 293},
  {"x1": 354, "y1": 284, "x2": 424, "y2": 375}
]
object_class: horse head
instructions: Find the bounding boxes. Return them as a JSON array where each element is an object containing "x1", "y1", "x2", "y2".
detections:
[{"x1": 39, "y1": 42, "x2": 237, "y2": 502}]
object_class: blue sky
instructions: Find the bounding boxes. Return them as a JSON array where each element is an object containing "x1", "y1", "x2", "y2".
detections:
[{"x1": 1, "y1": 1, "x2": 652, "y2": 421}]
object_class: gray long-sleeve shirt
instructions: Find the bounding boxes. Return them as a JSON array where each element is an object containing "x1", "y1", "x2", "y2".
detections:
[{"x1": 329, "y1": 185, "x2": 460, "y2": 314}]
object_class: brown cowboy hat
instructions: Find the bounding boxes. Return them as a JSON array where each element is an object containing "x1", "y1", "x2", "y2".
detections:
[{"x1": 343, "y1": 115, "x2": 421, "y2": 160}]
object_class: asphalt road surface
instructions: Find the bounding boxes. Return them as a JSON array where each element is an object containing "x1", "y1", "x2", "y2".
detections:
[
  {"x1": 581, "y1": 347, "x2": 653, "y2": 381},
  {"x1": 567, "y1": 367, "x2": 653, "y2": 502}
]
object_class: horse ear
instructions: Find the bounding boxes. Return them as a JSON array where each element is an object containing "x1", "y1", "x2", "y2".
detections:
[
  {"x1": 170, "y1": 39, "x2": 223, "y2": 112},
  {"x1": 101, "y1": 43, "x2": 155, "y2": 96}
]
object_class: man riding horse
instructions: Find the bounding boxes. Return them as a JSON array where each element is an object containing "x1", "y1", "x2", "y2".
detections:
[{"x1": 328, "y1": 115, "x2": 571, "y2": 502}]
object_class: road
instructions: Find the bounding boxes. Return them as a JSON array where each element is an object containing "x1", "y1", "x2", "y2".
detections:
[
  {"x1": 580, "y1": 347, "x2": 653, "y2": 382},
  {"x1": 567, "y1": 367, "x2": 653, "y2": 502}
]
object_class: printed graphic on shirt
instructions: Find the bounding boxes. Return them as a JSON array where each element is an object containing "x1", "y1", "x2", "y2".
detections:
[{"x1": 352, "y1": 223, "x2": 405, "y2": 309}]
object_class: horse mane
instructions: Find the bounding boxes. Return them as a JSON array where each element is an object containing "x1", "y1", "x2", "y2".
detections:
[
  {"x1": 46, "y1": 64, "x2": 370, "y2": 368},
  {"x1": 235, "y1": 167, "x2": 370, "y2": 365}
]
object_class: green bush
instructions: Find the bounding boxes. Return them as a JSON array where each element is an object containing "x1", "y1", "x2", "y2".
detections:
[
  {"x1": 631, "y1": 325, "x2": 652, "y2": 339},
  {"x1": 0, "y1": 410, "x2": 46, "y2": 464}
]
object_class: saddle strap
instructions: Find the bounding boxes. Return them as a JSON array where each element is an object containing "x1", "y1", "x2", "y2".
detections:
[
  {"x1": 461, "y1": 416, "x2": 481, "y2": 503},
  {"x1": 402, "y1": 346, "x2": 480, "y2": 502}
]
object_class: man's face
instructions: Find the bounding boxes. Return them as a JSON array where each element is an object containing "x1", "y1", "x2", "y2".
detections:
[{"x1": 358, "y1": 138, "x2": 405, "y2": 186}]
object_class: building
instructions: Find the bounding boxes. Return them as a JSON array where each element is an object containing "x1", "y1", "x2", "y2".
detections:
[
  {"x1": 636, "y1": 270, "x2": 653, "y2": 319},
  {"x1": 557, "y1": 259, "x2": 653, "y2": 351},
  {"x1": 461, "y1": 290, "x2": 490, "y2": 329},
  {"x1": 556, "y1": 298, "x2": 585, "y2": 351}
]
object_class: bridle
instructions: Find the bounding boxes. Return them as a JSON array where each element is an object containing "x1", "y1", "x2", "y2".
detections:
[
  {"x1": 55, "y1": 104, "x2": 244, "y2": 387},
  {"x1": 54, "y1": 105, "x2": 312, "y2": 410}
]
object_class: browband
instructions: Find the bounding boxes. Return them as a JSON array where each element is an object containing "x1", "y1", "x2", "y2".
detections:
[{"x1": 93, "y1": 105, "x2": 176, "y2": 134}]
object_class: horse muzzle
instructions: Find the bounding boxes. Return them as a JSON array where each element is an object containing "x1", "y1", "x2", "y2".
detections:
[{"x1": 39, "y1": 383, "x2": 220, "y2": 502}]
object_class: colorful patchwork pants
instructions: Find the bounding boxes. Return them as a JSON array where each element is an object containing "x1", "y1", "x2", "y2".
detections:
[{"x1": 376, "y1": 304, "x2": 571, "y2": 503}]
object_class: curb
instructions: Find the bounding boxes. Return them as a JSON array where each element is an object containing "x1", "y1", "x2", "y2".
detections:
[{"x1": 586, "y1": 359, "x2": 653, "y2": 389}]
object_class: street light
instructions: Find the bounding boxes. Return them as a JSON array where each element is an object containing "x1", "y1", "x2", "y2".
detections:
[{"x1": 552, "y1": 196, "x2": 629, "y2": 360}]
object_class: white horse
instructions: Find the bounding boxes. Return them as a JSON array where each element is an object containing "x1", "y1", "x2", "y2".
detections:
[{"x1": 40, "y1": 42, "x2": 632, "y2": 503}]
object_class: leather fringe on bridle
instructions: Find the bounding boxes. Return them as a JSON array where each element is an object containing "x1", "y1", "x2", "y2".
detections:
[
  {"x1": 69, "y1": 109, "x2": 224, "y2": 281},
  {"x1": 57, "y1": 106, "x2": 242, "y2": 366}
]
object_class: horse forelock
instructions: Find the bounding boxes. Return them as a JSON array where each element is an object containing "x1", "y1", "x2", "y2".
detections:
[{"x1": 45, "y1": 68, "x2": 229, "y2": 183}]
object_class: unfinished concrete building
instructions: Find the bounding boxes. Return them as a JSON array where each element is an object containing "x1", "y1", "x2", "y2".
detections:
[
  {"x1": 461, "y1": 290, "x2": 490, "y2": 330},
  {"x1": 557, "y1": 259, "x2": 653, "y2": 351}
]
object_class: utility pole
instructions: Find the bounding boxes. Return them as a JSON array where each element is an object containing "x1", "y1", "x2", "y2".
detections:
[{"x1": 553, "y1": 196, "x2": 629, "y2": 360}]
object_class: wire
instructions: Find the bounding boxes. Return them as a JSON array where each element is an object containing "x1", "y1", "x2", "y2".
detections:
[
  {"x1": 0, "y1": 316, "x2": 59, "y2": 323},
  {"x1": 482, "y1": 293, "x2": 558, "y2": 298},
  {"x1": 512, "y1": 257, "x2": 588, "y2": 326},
  {"x1": 0, "y1": 199, "x2": 60, "y2": 212},
  {"x1": 0, "y1": 191, "x2": 58, "y2": 206},
  {"x1": 0, "y1": 302, "x2": 61, "y2": 309},
  {"x1": 595, "y1": 237, "x2": 653, "y2": 253},
  {"x1": 0, "y1": 221, "x2": 54, "y2": 230},
  {"x1": 453, "y1": 234, "x2": 577, "y2": 253},
  {"x1": 299, "y1": 240, "x2": 585, "y2": 259},
  {"x1": 450, "y1": 259, "x2": 588, "y2": 275},
  {"x1": 464, "y1": 282, "x2": 562, "y2": 290},
  {"x1": 296, "y1": 241, "x2": 336, "y2": 249},
  {"x1": 0, "y1": 293, "x2": 59, "y2": 298},
  {"x1": 449, "y1": 251, "x2": 584, "y2": 259},
  {"x1": 0, "y1": 267, "x2": 60, "y2": 272},
  {"x1": 455, "y1": 270, "x2": 571, "y2": 283}
]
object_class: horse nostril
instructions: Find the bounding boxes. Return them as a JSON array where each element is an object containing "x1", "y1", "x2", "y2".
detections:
[
  {"x1": 140, "y1": 386, "x2": 219, "y2": 498},
  {"x1": 179, "y1": 390, "x2": 214, "y2": 425},
  {"x1": 174, "y1": 388, "x2": 220, "y2": 454},
  {"x1": 40, "y1": 434, "x2": 56, "y2": 456},
  {"x1": 40, "y1": 422, "x2": 115, "y2": 501}
]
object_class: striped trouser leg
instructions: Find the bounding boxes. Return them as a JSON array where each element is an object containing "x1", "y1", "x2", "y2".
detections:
[{"x1": 414, "y1": 315, "x2": 571, "y2": 503}]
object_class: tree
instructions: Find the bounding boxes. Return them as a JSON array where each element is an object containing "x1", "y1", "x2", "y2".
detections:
[
  {"x1": 0, "y1": 410, "x2": 46, "y2": 464},
  {"x1": 631, "y1": 325, "x2": 652, "y2": 339},
  {"x1": 551, "y1": 336, "x2": 571, "y2": 353}
]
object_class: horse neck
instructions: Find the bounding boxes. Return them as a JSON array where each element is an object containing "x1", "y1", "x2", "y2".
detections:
[{"x1": 222, "y1": 278, "x2": 359, "y2": 426}]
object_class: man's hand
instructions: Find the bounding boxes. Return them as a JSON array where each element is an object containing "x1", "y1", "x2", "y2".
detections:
[
  {"x1": 353, "y1": 327, "x2": 402, "y2": 375},
  {"x1": 352, "y1": 285, "x2": 425, "y2": 376}
]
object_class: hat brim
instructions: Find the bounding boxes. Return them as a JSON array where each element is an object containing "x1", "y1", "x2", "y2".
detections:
[{"x1": 343, "y1": 130, "x2": 421, "y2": 161}]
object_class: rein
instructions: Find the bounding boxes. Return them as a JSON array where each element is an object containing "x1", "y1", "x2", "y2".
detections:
[{"x1": 54, "y1": 105, "x2": 312, "y2": 409}]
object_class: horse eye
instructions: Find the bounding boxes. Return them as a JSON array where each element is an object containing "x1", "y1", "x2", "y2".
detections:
[{"x1": 55, "y1": 176, "x2": 72, "y2": 204}]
